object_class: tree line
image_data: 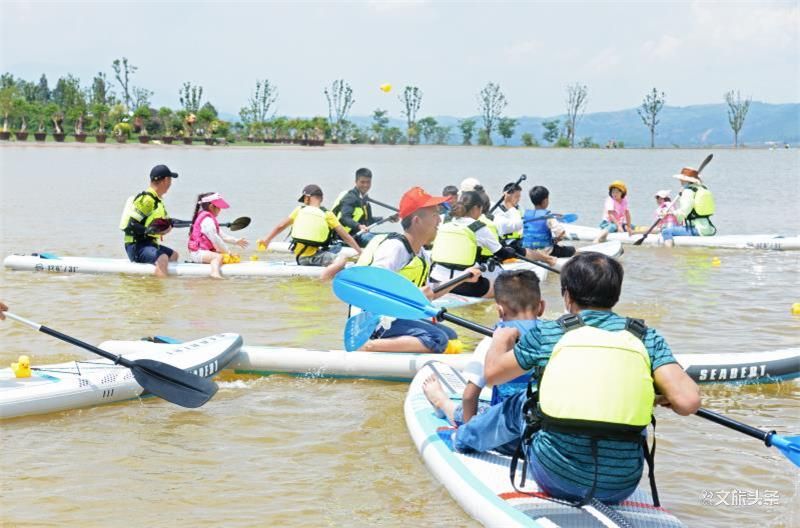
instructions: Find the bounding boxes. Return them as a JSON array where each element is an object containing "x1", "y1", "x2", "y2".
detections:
[{"x1": 0, "y1": 58, "x2": 753, "y2": 147}]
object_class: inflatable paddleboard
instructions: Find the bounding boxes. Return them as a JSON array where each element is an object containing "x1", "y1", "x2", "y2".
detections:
[{"x1": 0, "y1": 333, "x2": 242, "y2": 419}]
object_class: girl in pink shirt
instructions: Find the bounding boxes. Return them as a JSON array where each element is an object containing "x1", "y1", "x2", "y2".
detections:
[
  {"x1": 653, "y1": 190, "x2": 680, "y2": 232},
  {"x1": 595, "y1": 180, "x2": 633, "y2": 242}
]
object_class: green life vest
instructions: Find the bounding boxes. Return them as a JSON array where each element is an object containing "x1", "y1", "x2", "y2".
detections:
[
  {"x1": 119, "y1": 189, "x2": 168, "y2": 244},
  {"x1": 498, "y1": 204, "x2": 523, "y2": 240},
  {"x1": 688, "y1": 184, "x2": 715, "y2": 218},
  {"x1": 431, "y1": 220, "x2": 483, "y2": 270},
  {"x1": 356, "y1": 233, "x2": 430, "y2": 287},
  {"x1": 290, "y1": 206, "x2": 331, "y2": 247},
  {"x1": 332, "y1": 189, "x2": 366, "y2": 231},
  {"x1": 479, "y1": 214, "x2": 501, "y2": 257}
]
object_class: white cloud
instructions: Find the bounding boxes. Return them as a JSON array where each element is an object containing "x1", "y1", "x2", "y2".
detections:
[
  {"x1": 586, "y1": 47, "x2": 621, "y2": 73},
  {"x1": 503, "y1": 40, "x2": 542, "y2": 64},
  {"x1": 641, "y1": 35, "x2": 682, "y2": 60},
  {"x1": 690, "y1": 0, "x2": 800, "y2": 50}
]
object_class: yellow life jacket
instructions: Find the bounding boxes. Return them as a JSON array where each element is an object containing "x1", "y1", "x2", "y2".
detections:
[
  {"x1": 538, "y1": 314, "x2": 654, "y2": 436},
  {"x1": 431, "y1": 220, "x2": 483, "y2": 270},
  {"x1": 332, "y1": 189, "x2": 367, "y2": 229},
  {"x1": 688, "y1": 184, "x2": 715, "y2": 218},
  {"x1": 290, "y1": 206, "x2": 331, "y2": 247},
  {"x1": 356, "y1": 233, "x2": 430, "y2": 287},
  {"x1": 479, "y1": 214, "x2": 500, "y2": 257},
  {"x1": 119, "y1": 189, "x2": 167, "y2": 244},
  {"x1": 498, "y1": 205, "x2": 523, "y2": 240}
]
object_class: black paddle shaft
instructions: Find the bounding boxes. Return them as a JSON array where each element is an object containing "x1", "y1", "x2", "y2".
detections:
[
  {"x1": 432, "y1": 266, "x2": 487, "y2": 293},
  {"x1": 489, "y1": 174, "x2": 527, "y2": 214},
  {"x1": 438, "y1": 310, "x2": 493, "y2": 338},
  {"x1": 696, "y1": 408, "x2": 773, "y2": 445},
  {"x1": 509, "y1": 253, "x2": 560, "y2": 274},
  {"x1": 38, "y1": 325, "x2": 137, "y2": 368},
  {"x1": 366, "y1": 197, "x2": 399, "y2": 212}
]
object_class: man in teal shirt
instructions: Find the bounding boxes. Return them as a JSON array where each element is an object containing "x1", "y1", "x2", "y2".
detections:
[{"x1": 455, "y1": 252, "x2": 701, "y2": 504}]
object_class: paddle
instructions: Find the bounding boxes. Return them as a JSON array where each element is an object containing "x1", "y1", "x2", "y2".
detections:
[
  {"x1": 169, "y1": 216, "x2": 251, "y2": 231},
  {"x1": 343, "y1": 267, "x2": 484, "y2": 351},
  {"x1": 526, "y1": 213, "x2": 578, "y2": 224},
  {"x1": 633, "y1": 154, "x2": 713, "y2": 246},
  {"x1": 365, "y1": 196, "x2": 399, "y2": 212},
  {"x1": 4, "y1": 312, "x2": 218, "y2": 409},
  {"x1": 696, "y1": 408, "x2": 800, "y2": 467},
  {"x1": 489, "y1": 174, "x2": 527, "y2": 214},
  {"x1": 365, "y1": 214, "x2": 398, "y2": 232},
  {"x1": 505, "y1": 252, "x2": 560, "y2": 274},
  {"x1": 334, "y1": 267, "x2": 494, "y2": 338}
]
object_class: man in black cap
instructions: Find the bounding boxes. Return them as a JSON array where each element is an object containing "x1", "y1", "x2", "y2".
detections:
[{"x1": 119, "y1": 164, "x2": 179, "y2": 277}]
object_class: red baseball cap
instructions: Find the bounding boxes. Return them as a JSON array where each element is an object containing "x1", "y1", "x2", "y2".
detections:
[{"x1": 398, "y1": 186, "x2": 449, "y2": 219}]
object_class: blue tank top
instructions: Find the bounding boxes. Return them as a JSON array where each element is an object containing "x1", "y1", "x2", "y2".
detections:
[
  {"x1": 490, "y1": 319, "x2": 538, "y2": 405},
  {"x1": 522, "y1": 209, "x2": 553, "y2": 249}
]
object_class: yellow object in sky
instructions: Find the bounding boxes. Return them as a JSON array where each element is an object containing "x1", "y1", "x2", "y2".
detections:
[{"x1": 379, "y1": 83, "x2": 392, "y2": 93}]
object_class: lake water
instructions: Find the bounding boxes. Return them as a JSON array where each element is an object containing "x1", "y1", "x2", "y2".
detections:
[{"x1": 1, "y1": 143, "x2": 798, "y2": 527}]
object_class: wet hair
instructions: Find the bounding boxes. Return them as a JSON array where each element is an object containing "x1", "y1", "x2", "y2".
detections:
[
  {"x1": 450, "y1": 191, "x2": 484, "y2": 218},
  {"x1": 503, "y1": 182, "x2": 522, "y2": 194},
  {"x1": 190, "y1": 192, "x2": 215, "y2": 225},
  {"x1": 355, "y1": 167, "x2": 372, "y2": 180},
  {"x1": 560, "y1": 252, "x2": 623, "y2": 309},
  {"x1": 494, "y1": 270, "x2": 541, "y2": 317},
  {"x1": 529, "y1": 186, "x2": 549, "y2": 206},
  {"x1": 442, "y1": 185, "x2": 459, "y2": 196}
]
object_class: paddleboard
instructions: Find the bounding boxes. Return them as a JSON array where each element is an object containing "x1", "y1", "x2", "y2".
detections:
[
  {"x1": 406, "y1": 361, "x2": 685, "y2": 527},
  {"x1": 0, "y1": 333, "x2": 242, "y2": 419},
  {"x1": 565, "y1": 225, "x2": 800, "y2": 251},
  {"x1": 229, "y1": 340, "x2": 799, "y2": 386}
]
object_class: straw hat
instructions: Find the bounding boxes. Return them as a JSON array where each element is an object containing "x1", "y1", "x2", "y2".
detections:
[{"x1": 672, "y1": 167, "x2": 702, "y2": 184}]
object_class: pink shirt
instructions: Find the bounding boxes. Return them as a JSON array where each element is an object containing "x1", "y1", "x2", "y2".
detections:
[
  {"x1": 655, "y1": 203, "x2": 680, "y2": 227},
  {"x1": 603, "y1": 196, "x2": 628, "y2": 223}
]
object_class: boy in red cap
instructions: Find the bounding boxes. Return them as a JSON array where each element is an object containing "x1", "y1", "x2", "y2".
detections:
[{"x1": 331, "y1": 187, "x2": 482, "y2": 353}]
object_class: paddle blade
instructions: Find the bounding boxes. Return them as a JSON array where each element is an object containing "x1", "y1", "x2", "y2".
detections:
[
  {"x1": 559, "y1": 213, "x2": 578, "y2": 224},
  {"x1": 227, "y1": 216, "x2": 251, "y2": 231},
  {"x1": 333, "y1": 266, "x2": 437, "y2": 320},
  {"x1": 770, "y1": 434, "x2": 800, "y2": 467},
  {"x1": 344, "y1": 311, "x2": 381, "y2": 351},
  {"x1": 131, "y1": 359, "x2": 218, "y2": 408}
]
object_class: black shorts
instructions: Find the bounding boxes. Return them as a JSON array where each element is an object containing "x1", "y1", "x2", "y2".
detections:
[
  {"x1": 550, "y1": 243, "x2": 576, "y2": 258},
  {"x1": 449, "y1": 276, "x2": 491, "y2": 298}
]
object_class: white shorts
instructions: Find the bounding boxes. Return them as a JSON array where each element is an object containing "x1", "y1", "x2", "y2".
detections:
[{"x1": 188, "y1": 249, "x2": 219, "y2": 263}]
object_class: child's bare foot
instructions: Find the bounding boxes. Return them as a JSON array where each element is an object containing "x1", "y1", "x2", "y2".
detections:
[{"x1": 423, "y1": 374, "x2": 457, "y2": 424}]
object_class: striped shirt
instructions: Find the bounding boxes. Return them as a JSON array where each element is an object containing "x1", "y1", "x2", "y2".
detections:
[{"x1": 513, "y1": 310, "x2": 677, "y2": 493}]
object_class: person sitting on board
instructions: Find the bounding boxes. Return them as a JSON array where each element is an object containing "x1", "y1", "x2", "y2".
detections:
[
  {"x1": 119, "y1": 164, "x2": 180, "y2": 278},
  {"x1": 454, "y1": 252, "x2": 701, "y2": 505},
  {"x1": 259, "y1": 184, "x2": 362, "y2": 272},
  {"x1": 594, "y1": 180, "x2": 634, "y2": 243},
  {"x1": 430, "y1": 191, "x2": 517, "y2": 299},
  {"x1": 352, "y1": 186, "x2": 482, "y2": 353},
  {"x1": 187, "y1": 192, "x2": 248, "y2": 279},
  {"x1": 660, "y1": 167, "x2": 717, "y2": 247},
  {"x1": 493, "y1": 182, "x2": 524, "y2": 243},
  {"x1": 331, "y1": 168, "x2": 397, "y2": 248},
  {"x1": 521, "y1": 185, "x2": 577, "y2": 267},
  {"x1": 423, "y1": 270, "x2": 543, "y2": 448},
  {"x1": 652, "y1": 190, "x2": 680, "y2": 233},
  {"x1": 0, "y1": 300, "x2": 7, "y2": 320},
  {"x1": 439, "y1": 185, "x2": 459, "y2": 222}
]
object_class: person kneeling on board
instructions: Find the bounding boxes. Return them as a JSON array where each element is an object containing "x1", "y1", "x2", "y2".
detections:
[
  {"x1": 520, "y1": 185, "x2": 576, "y2": 267},
  {"x1": 119, "y1": 164, "x2": 180, "y2": 278},
  {"x1": 259, "y1": 184, "x2": 362, "y2": 272},
  {"x1": 352, "y1": 186, "x2": 481, "y2": 353},
  {"x1": 423, "y1": 270, "x2": 543, "y2": 455},
  {"x1": 430, "y1": 191, "x2": 517, "y2": 299},
  {"x1": 455, "y1": 252, "x2": 701, "y2": 505},
  {"x1": 660, "y1": 167, "x2": 717, "y2": 247},
  {"x1": 187, "y1": 193, "x2": 248, "y2": 279}
]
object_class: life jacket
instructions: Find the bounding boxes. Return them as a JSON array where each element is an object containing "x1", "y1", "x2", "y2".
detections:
[
  {"x1": 522, "y1": 209, "x2": 553, "y2": 249},
  {"x1": 431, "y1": 220, "x2": 483, "y2": 270},
  {"x1": 290, "y1": 206, "x2": 332, "y2": 248},
  {"x1": 119, "y1": 189, "x2": 167, "y2": 244},
  {"x1": 478, "y1": 214, "x2": 500, "y2": 259},
  {"x1": 497, "y1": 204, "x2": 523, "y2": 240},
  {"x1": 187, "y1": 210, "x2": 219, "y2": 252},
  {"x1": 332, "y1": 189, "x2": 369, "y2": 232},
  {"x1": 510, "y1": 314, "x2": 660, "y2": 507},
  {"x1": 356, "y1": 233, "x2": 430, "y2": 287},
  {"x1": 687, "y1": 184, "x2": 715, "y2": 219}
]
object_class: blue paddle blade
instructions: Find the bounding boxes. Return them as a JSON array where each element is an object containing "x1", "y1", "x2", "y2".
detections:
[
  {"x1": 770, "y1": 434, "x2": 800, "y2": 467},
  {"x1": 333, "y1": 266, "x2": 438, "y2": 320},
  {"x1": 559, "y1": 213, "x2": 578, "y2": 224},
  {"x1": 344, "y1": 311, "x2": 381, "y2": 351}
]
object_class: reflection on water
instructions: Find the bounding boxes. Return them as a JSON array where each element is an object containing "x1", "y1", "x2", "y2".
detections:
[{"x1": 0, "y1": 145, "x2": 798, "y2": 527}]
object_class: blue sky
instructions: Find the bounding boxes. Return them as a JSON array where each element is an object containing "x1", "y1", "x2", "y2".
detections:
[{"x1": 1, "y1": 1, "x2": 797, "y2": 119}]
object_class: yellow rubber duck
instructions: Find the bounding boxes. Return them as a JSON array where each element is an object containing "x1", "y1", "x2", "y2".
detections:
[
  {"x1": 444, "y1": 339, "x2": 464, "y2": 355},
  {"x1": 11, "y1": 355, "x2": 31, "y2": 378}
]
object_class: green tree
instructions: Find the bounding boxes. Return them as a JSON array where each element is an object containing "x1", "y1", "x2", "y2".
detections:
[
  {"x1": 458, "y1": 118, "x2": 476, "y2": 145},
  {"x1": 433, "y1": 126, "x2": 451, "y2": 145},
  {"x1": 637, "y1": 88, "x2": 666, "y2": 148},
  {"x1": 0, "y1": 83, "x2": 18, "y2": 132},
  {"x1": 371, "y1": 108, "x2": 389, "y2": 142},
  {"x1": 521, "y1": 132, "x2": 538, "y2": 147},
  {"x1": 384, "y1": 127, "x2": 403, "y2": 145},
  {"x1": 158, "y1": 107, "x2": 174, "y2": 136},
  {"x1": 90, "y1": 102, "x2": 109, "y2": 134},
  {"x1": 477, "y1": 82, "x2": 507, "y2": 146},
  {"x1": 112, "y1": 57, "x2": 137, "y2": 109},
  {"x1": 725, "y1": 90, "x2": 751, "y2": 148},
  {"x1": 497, "y1": 117, "x2": 517, "y2": 145},
  {"x1": 417, "y1": 116, "x2": 438, "y2": 144},
  {"x1": 133, "y1": 106, "x2": 151, "y2": 135},
  {"x1": 564, "y1": 83, "x2": 588, "y2": 147},
  {"x1": 324, "y1": 79, "x2": 355, "y2": 141},
  {"x1": 554, "y1": 136, "x2": 571, "y2": 148},
  {"x1": 35, "y1": 74, "x2": 50, "y2": 103},
  {"x1": 91, "y1": 72, "x2": 114, "y2": 106},
  {"x1": 197, "y1": 105, "x2": 217, "y2": 138},
  {"x1": 240, "y1": 79, "x2": 278, "y2": 138},
  {"x1": 477, "y1": 129, "x2": 490, "y2": 146},
  {"x1": 11, "y1": 96, "x2": 29, "y2": 132},
  {"x1": 179, "y1": 82, "x2": 204, "y2": 113},
  {"x1": 541, "y1": 119, "x2": 560, "y2": 144},
  {"x1": 578, "y1": 136, "x2": 599, "y2": 148},
  {"x1": 399, "y1": 86, "x2": 422, "y2": 144}
]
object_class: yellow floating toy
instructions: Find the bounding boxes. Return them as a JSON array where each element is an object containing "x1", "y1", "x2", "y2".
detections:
[
  {"x1": 711, "y1": 257, "x2": 721, "y2": 267},
  {"x1": 444, "y1": 339, "x2": 464, "y2": 355},
  {"x1": 792, "y1": 303, "x2": 800, "y2": 315},
  {"x1": 250, "y1": 254, "x2": 259, "y2": 261},
  {"x1": 257, "y1": 242, "x2": 267, "y2": 252},
  {"x1": 11, "y1": 355, "x2": 31, "y2": 378},
  {"x1": 379, "y1": 83, "x2": 392, "y2": 93}
]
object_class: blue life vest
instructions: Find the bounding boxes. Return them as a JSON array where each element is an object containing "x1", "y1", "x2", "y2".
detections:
[
  {"x1": 490, "y1": 319, "x2": 538, "y2": 405},
  {"x1": 522, "y1": 209, "x2": 553, "y2": 249}
]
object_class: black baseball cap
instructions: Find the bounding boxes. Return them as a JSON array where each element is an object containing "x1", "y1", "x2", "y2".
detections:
[
  {"x1": 298, "y1": 184, "x2": 323, "y2": 202},
  {"x1": 150, "y1": 164, "x2": 179, "y2": 181}
]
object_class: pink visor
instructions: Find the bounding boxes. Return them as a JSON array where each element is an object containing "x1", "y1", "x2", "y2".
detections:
[{"x1": 199, "y1": 193, "x2": 230, "y2": 209}]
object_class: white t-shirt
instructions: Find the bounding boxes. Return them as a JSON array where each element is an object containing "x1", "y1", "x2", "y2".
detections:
[
  {"x1": 493, "y1": 206, "x2": 522, "y2": 237},
  {"x1": 371, "y1": 237, "x2": 431, "y2": 280},
  {"x1": 430, "y1": 216, "x2": 501, "y2": 282},
  {"x1": 200, "y1": 216, "x2": 237, "y2": 253}
]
